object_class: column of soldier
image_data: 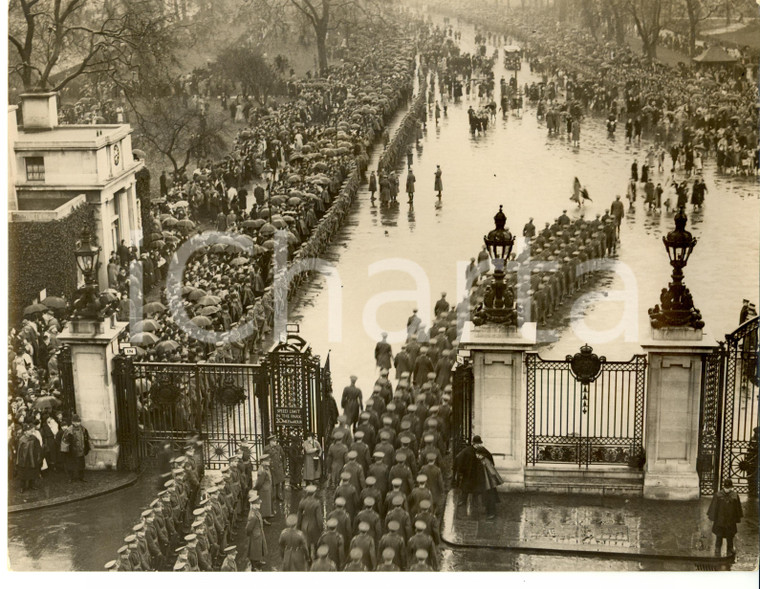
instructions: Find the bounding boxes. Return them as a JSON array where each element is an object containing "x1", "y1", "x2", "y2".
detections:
[
  {"x1": 469, "y1": 210, "x2": 619, "y2": 326},
  {"x1": 284, "y1": 317, "x2": 457, "y2": 572},
  {"x1": 105, "y1": 438, "x2": 255, "y2": 572}
]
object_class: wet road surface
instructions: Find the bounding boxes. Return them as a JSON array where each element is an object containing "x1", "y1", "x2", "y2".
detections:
[{"x1": 287, "y1": 19, "x2": 759, "y2": 395}]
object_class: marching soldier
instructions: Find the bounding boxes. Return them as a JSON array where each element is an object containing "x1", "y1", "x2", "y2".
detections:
[
  {"x1": 327, "y1": 496, "x2": 353, "y2": 548},
  {"x1": 397, "y1": 435, "x2": 419, "y2": 477},
  {"x1": 353, "y1": 496, "x2": 383, "y2": 544},
  {"x1": 326, "y1": 430, "x2": 349, "y2": 486},
  {"x1": 349, "y1": 521, "x2": 377, "y2": 571},
  {"x1": 409, "y1": 548, "x2": 433, "y2": 572},
  {"x1": 297, "y1": 484, "x2": 323, "y2": 560},
  {"x1": 343, "y1": 547, "x2": 366, "y2": 571},
  {"x1": 279, "y1": 514, "x2": 310, "y2": 571},
  {"x1": 407, "y1": 520, "x2": 437, "y2": 570},
  {"x1": 385, "y1": 494, "x2": 413, "y2": 542},
  {"x1": 389, "y1": 452, "x2": 415, "y2": 496},
  {"x1": 317, "y1": 518, "x2": 346, "y2": 570},
  {"x1": 376, "y1": 547, "x2": 400, "y2": 571},
  {"x1": 367, "y1": 453, "x2": 390, "y2": 499},
  {"x1": 341, "y1": 450, "x2": 366, "y2": 492},
  {"x1": 310, "y1": 544, "x2": 337, "y2": 571},
  {"x1": 334, "y1": 471, "x2": 360, "y2": 521},
  {"x1": 373, "y1": 430, "x2": 396, "y2": 469},
  {"x1": 378, "y1": 519, "x2": 406, "y2": 570},
  {"x1": 356, "y1": 412, "x2": 377, "y2": 450},
  {"x1": 360, "y1": 476, "x2": 384, "y2": 517},
  {"x1": 349, "y1": 430, "x2": 371, "y2": 473},
  {"x1": 408, "y1": 474, "x2": 433, "y2": 518},
  {"x1": 420, "y1": 453, "x2": 445, "y2": 517},
  {"x1": 414, "y1": 500, "x2": 441, "y2": 545},
  {"x1": 384, "y1": 478, "x2": 409, "y2": 513}
]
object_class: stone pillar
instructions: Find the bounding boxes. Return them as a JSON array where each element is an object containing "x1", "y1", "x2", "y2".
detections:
[
  {"x1": 460, "y1": 321, "x2": 536, "y2": 490},
  {"x1": 641, "y1": 327, "x2": 716, "y2": 500},
  {"x1": 59, "y1": 318, "x2": 129, "y2": 469}
]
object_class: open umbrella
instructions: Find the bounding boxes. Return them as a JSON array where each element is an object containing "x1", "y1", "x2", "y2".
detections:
[
  {"x1": 271, "y1": 218, "x2": 287, "y2": 229},
  {"x1": 288, "y1": 196, "x2": 302, "y2": 207},
  {"x1": 260, "y1": 223, "x2": 276, "y2": 236},
  {"x1": 155, "y1": 340, "x2": 180, "y2": 354},
  {"x1": 132, "y1": 149, "x2": 146, "y2": 160},
  {"x1": 197, "y1": 295, "x2": 221, "y2": 306},
  {"x1": 187, "y1": 289, "x2": 207, "y2": 301},
  {"x1": 162, "y1": 216, "x2": 179, "y2": 227},
  {"x1": 176, "y1": 219, "x2": 195, "y2": 230},
  {"x1": 173, "y1": 200, "x2": 189, "y2": 209},
  {"x1": 151, "y1": 240, "x2": 166, "y2": 250},
  {"x1": 200, "y1": 305, "x2": 220, "y2": 316},
  {"x1": 143, "y1": 301, "x2": 166, "y2": 315},
  {"x1": 262, "y1": 239, "x2": 275, "y2": 250},
  {"x1": 210, "y1": 243, "x2": 227, "y2": 253},
  {"x1": 33, "y1": 395, "x2": 62, "y2": 411},
  {"x1": 133, "y1": 319, "x2": 160, "y2": 332},
  {"x1": 287, "y1": 174, "x2": 302, "y2": 184},
  {"x1": 190, "y1": 315, "x2": 212, "y2": 328},
  {"x1": 270, "y1": 195, "x2": 287, "y2": 206},
  {"x1": 130, "y1": 332, "x2": 159, "y2": 346},
  {"x1": 23, "y1": 303, "x2": 47, "y2": 316},
  {"x1": 42, "y1": 296, "x2": 66, "y2": 310},
  {"x1": 241, "y1": 219, "x2": 260, "y2": 229},
  {"x1": 230, "y1": 257, "x2": 249, "y2": 266}
]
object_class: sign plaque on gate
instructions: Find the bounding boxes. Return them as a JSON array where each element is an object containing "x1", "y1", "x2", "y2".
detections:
[{"x1": 275, "y1": 406, "x2": 306, "y2": 428}]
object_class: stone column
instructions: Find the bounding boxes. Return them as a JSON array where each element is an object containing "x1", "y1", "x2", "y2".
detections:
[
  {"x1": 460, "y1": 321, "x2": 536, "y2": 490},
  {"x1": 641, "y1": 327, "x2": 716, "y2": 500},
  {"x1": 59, "y1": 318, "x2": 129, "y2": 469}
]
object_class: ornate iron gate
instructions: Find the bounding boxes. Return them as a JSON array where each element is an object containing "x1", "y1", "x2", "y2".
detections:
[
  {"x1": 113, "y1": 359, "x2": 269, "y2": 470},
  {"x1": 699, "y1": 316, "x2": 759, "y2": 495},
  {"x1": 721, "y1": 317, "x2": 759, "y2": 495},
  {"x1": 58, "y1": 345, "x2": 77, "y2": 419},
  {"x1": 697, "y1": 346, "x2": 725, "y2": 495},
  {"x1": 452, "y1": 362, "x2": 474, "y2": 458},
  {"x1": 526, "y1": 347, "x2": 647, "y2": 468}
]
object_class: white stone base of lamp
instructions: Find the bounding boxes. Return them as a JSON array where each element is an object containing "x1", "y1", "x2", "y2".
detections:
[
  {"x1": 460, "y1": 321, "x2": 536, "y2": 490},
  {"x1": 640, "y1": 328, "x2": 716, "y2": 500},
  {"x1": 59, "y1": 317, "x2": 129, "y2": 470}
]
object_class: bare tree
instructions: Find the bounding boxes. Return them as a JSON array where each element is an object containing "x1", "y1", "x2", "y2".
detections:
[
  {"x1": 625, "y1": 0, "x2": 669, "y2": 58},
  {"x1": 216, "y1": 45, "x2": 281, "y2": 106},
  {"x1": 8, "y1": 0, "x2": 173, "y2": 92},
  {"x1": 680, "y1": 0, "x2": 721, "y2": 56}
]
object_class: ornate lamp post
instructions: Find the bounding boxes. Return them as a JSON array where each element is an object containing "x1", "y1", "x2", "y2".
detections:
[
  {"x1": 648, "y1": 205, "x2": 705, "y2": 330},
  {"x1": 473, "y1": 205, "x2": 517, "y2": 326},
  {"x1": 71, "y1": 227, "x2": 105, "y2": 320}
]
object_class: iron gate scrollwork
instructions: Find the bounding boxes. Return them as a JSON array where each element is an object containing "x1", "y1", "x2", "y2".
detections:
[
  {"x1": 268, "y1": 335, "x2": 326, "y2": 480},
  {"x1": 526, "y1": 347, "x2": 646, "y2": 468},
  {"x1": 720, "y1": 316, "x2": 758, "y2": 495},
  {"x1": 452, "y1": 362, "x2": 474, "y2": 458},
  {"x1": 699, "y1": 316, "x2": 759, "y2": 495}
]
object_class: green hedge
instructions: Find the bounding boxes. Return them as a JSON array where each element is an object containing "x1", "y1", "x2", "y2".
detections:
[{"x1": 8, "y1": 204, "x2": 95, "y2": 326}]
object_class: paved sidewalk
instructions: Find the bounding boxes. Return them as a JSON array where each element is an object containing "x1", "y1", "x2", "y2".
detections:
[
  {"x1": 441, "y1": 489, "x2": 759, "y2": 570},
  {"x1": 8, "y1": 468, "x2": 138, "y2": 513}
]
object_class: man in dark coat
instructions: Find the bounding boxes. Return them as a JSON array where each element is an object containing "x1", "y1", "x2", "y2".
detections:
[
  {"x1": 454, "y1": 435, "x2": 485, "y2": 510},
  {"x1": 375, "y1": 332, "x2": 393, "y2": 371},
  {"x1": 61, "y1": 414, "x2": 90, "y2": 482},
  {"x1": 341, "y1": 375, "x2": 362, "y2": 427},
  {"x1": 707, "y1": 479, "x2": 743, "y2": 556},
  {"x1": 16, "y1": 423, "x2": 42, "y2": 491}
]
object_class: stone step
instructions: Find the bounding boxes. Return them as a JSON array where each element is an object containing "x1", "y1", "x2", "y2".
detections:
[{"x1": 524, "y1": 466, "x2": 644, "y2": 496}]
